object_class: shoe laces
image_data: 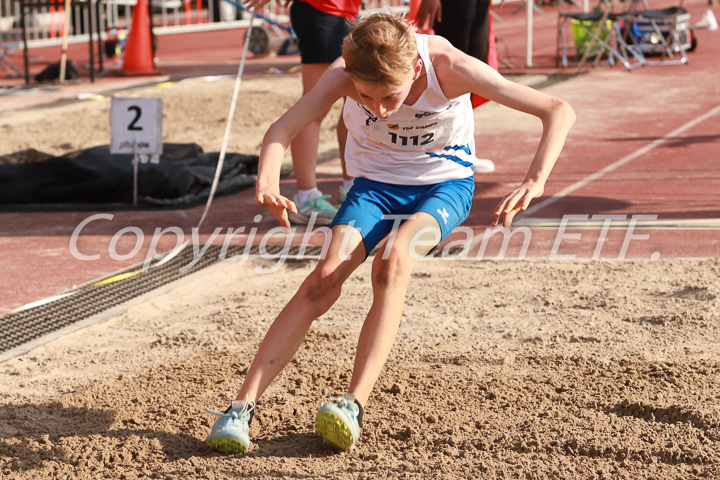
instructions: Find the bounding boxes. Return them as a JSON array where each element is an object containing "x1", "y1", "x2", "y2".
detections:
[
  {"x1": 206, "y1": 401, "x2": 255, "y2": 422},
  {"x1": 329, "y1": 394, "x2": 359, "y2": 420}
]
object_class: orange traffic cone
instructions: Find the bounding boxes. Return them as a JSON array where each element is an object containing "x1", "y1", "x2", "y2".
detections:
[{"x1": 121, "y1": 0, "x2": 161, "y2": 75}]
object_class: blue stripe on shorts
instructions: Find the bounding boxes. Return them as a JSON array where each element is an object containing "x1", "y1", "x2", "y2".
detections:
[{"x1": 330, "y1": 176, "x2": 474, "y2": 255}]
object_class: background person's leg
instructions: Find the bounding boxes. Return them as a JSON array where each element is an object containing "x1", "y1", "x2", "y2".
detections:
[
  {"x1": 338, "y1": 105, "x2": 349, "y2": 180},
  {"x1": 288, "y1": 62, "x2": 342, "y2": 224},
  {"x1": 291, "y1": 63, "x2": 332, "y2": 191},
  {"x1": 288, "y1": 0, "x2": 350, "y2": 222},
  {"x1": 434, "y1": 0, "x2": 476, "y2": 53},
  {"x1": 468, "y1": 0, "x2": 491, "y2": 64},
  {"x1": 337, "y1": 106, "x2": 354, "y2": 201}
]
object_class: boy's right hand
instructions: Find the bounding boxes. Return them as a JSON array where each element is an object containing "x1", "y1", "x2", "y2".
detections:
[{"x1": 255, "y1": 191, "x2": 297, "y2": 231}]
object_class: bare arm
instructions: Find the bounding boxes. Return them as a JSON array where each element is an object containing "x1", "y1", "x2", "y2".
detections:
[
  {"x1": 431, "y1": 37, "x2": 576, "y2": 227},
  {"x1": 255, "y1": 60, "x2": 355, "y2": 229},
  {"x1": 416, "y1": 0, "x2": 442, "y2": 28}
]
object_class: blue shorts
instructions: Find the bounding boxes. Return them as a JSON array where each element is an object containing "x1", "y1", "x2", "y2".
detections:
[{"x1": 330, "y1": 176, "x2": 474, "y2": 255}]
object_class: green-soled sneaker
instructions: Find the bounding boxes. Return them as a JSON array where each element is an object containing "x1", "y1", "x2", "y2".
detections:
[
  {"x1": 205, "y1": 401, "x2": 254, "y2": 454},
  {"x1": 315, "y1": 394, "x2": 361, "y2": 451},
  {"x1": 288, "y1": 190, "x2": 338, "y2": 226}
]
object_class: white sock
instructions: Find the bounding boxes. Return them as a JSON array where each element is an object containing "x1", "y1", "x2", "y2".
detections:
[
  {"x1": 297, "y1": 187, "x2": 320, "y2": 204},
  {"x1": 342, "y1": 179, "x2": 354, "y2": 192}
]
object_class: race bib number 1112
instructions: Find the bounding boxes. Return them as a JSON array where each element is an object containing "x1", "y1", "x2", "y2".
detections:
[{"x1": 369, "y1": 110, "x2": 453, "y2": 151}]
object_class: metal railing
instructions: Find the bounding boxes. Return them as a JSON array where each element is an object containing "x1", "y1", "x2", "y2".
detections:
[{"x1": 1, "y1": 0, "x2": 407, "y2": 50}]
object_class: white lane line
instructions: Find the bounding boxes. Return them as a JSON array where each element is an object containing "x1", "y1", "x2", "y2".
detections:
[
  {"x1": 523, "y1": 104, "x2": 720, "y2": 217},
  {"x1": 514, "y1": 217, "x2": 720, "y2": 230}
]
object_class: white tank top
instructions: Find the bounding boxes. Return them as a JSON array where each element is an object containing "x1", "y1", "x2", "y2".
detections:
[{"x1": 343, "y1": 34, "x2": 475, "y2": 185}]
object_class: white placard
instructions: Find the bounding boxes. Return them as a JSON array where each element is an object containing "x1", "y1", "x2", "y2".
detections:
[{"x1": 110, "y1": 96, "x2": 163, "y2": 155}]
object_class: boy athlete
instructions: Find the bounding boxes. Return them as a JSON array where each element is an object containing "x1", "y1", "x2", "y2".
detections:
[{"x1": 206, "y1": 13, "x2": 575, "y2": 453}]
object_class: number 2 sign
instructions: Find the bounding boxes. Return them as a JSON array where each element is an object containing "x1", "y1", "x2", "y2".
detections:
[{"x1": 110, "y1": 96, "x2": 163, "y2": 155}]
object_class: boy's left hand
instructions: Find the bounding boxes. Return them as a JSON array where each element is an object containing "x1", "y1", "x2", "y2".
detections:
[{"x1": 491, "y1": 180, "x2": 545, "y2": 228}]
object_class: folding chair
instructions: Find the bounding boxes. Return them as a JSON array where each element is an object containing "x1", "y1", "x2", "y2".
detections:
[
  {"x1": 625, "y1": 6, "x2": 692, "y2": 65},
  {"x1": 556, "y1": 0, "x2": 646, "y2": 71}
]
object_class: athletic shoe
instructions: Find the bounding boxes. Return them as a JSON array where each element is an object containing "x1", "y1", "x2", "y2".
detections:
[
  {"x1": 473, "y1": 157, "x2": 495, "y2": 174},
  {"x1": 205, "y1": 401, "x2": 255, "y2": 454},
  {"x1": 314, "y1": 394, "x2": 361, "y2": 451},
  {"x1": 694, "y1": 9, "x2": 718, "y2": 31},
  {"x1": 288, "y1": 190, "x2": 338, "y2": 226}
]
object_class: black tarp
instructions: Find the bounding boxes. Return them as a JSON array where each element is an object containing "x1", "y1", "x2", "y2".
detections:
[{"x1": 0, "y1": 143, "x2": 258, "y2": 211}]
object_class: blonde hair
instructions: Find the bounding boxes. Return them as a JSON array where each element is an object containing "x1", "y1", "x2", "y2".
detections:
[{"x1": 342, "y1": 13, "x2": 418, "y2": 88}]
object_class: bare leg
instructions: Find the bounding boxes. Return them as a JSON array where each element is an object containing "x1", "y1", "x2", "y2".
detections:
[
  {"x1": 237, "y1": 225, "x2": 366, "y2": 402},
  {"x1": 347, "y1": 213, "x2": 442, "y2": 406},
  {"x1": 291, "y1": 63, "x2": 332, "y2": 191},
  {"x1": 337, "y1": 105, "x2": 352, "y2": 181}
]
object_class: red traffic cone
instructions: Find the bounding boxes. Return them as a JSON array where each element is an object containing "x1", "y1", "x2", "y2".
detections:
[{"x1": 121, "y1": 0, "x2": 161, "y2": 75}]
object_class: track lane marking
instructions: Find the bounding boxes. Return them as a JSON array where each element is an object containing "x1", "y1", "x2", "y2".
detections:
[{"x1": 523, "y1": 104, "x2": 720, "y2": 217}]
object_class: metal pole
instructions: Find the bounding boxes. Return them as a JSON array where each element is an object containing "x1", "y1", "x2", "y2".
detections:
[
  {"x1": 59, "y1": 0, "x2": 72, "y2": 82},
  {"x1": 526, "y1": 0, "x2": 533, "y2": 67},
  {"x1": 21, "y1": 0, "x2": 30, "y2": 84},
  {"x1": 88, "y1": 0, "x2": 95, "y2": 82},
  {"x1": 148, "y1": 0, "x2": 155, "y2": 55},
  {"x1": 96, "y1": 0, "x2": 104, "y2": 72},
  {"x1": 133, "y1": 140, "x2": 139, "y2": 205}
]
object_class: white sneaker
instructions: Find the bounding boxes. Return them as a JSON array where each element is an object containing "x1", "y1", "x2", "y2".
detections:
[
  {"x1": 205, "y1": 401, "x2": 255, "y2": 454},
  {"x1": 473, "y1": 158, "x2": 495, "y2": 174},
  {"x1": 694, "y1": 9, "x2": 718, "y2": 31},
  {"x1": 288, "y1": 190, "x2": 338, "y2": 226}
]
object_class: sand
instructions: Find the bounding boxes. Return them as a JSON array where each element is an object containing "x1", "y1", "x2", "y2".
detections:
[
  {"x1": 1, "y1": 76, "x2": 719, "y2": 479},
  {"x1": 1, "y1": 254, "x2": 719, "y2": 479},
  {"x1": 0, "y1": 76, "x2": 342, "y2": 159}
]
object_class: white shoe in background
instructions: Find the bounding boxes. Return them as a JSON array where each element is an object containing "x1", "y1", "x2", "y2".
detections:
[
  {"x1": 473, "y1": 158, "x2": 496, "y2": 174},
  {"x1": 694, "y1": 9, "x2": 718, "y2": 31}
]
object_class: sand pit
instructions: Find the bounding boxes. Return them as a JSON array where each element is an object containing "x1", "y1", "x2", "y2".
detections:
[
  {"x1": 1, "y1": 76, "x2": 719, "y2": 479},
  {"x1": 1, "y1": 255, "x2": 719, "y2": 479},
  {"x1": 0, "y1": 76, "x2": 342, "y2": 159}
]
